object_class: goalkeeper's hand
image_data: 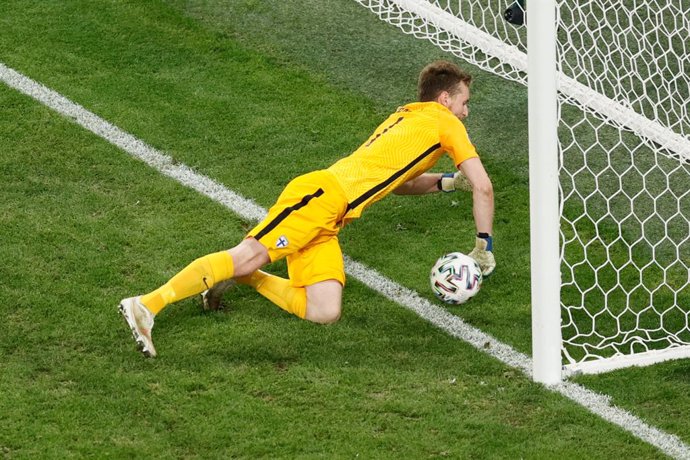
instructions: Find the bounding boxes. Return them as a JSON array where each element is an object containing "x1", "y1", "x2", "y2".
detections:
[
  {"x1": 438, "y1": 171, "x2": 472, "y2": 192},
  {"x1": 469, "y1": 233, "x2": 495, "y2": 277}
]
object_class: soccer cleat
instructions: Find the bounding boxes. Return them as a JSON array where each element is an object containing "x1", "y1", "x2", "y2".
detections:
[
  {"x1": 119, "y1": 296, "x2": 157, "y2": 358},
  {"x1": 200, "y1": 279, "x2": 236, "y2": 311}
]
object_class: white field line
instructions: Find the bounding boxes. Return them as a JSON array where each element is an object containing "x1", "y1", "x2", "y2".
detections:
[{"x1": 1, "y1": 61, "x2": 689, "y2": 460}]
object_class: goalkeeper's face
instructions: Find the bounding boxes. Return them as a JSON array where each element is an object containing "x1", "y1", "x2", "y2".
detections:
[{"x1": 444, "y1": 82, "x2": 470, "y2": 121}]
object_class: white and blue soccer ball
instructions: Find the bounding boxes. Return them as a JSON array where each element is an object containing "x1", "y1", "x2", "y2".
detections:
[{"x1": 430, "y1": 252, "x2": 482, "y2": 304}]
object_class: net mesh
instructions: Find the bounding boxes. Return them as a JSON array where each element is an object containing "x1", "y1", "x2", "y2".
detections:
[{"x1": 355, "y1": 0, "x2": 690, "y2": 372}]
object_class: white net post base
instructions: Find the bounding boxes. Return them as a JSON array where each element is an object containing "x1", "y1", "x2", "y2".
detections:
[{"x1": 563, "y1": 347, "x2": 690, "y2": 378}]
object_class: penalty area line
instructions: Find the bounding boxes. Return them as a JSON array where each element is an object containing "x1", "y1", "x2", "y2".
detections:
[{"x1": 1, "y1": 61, "x2": 688, "y2": 460}]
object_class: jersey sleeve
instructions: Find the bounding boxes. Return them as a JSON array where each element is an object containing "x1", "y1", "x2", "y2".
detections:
[{"x1": 439, "y1": 113, "x2": 479, "y2": 167}]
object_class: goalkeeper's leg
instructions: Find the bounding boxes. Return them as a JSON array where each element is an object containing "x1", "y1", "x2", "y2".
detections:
[
  {"x1": 238, "y1": 271, "x2": 342, "y2": 323},
  {"x1": 119, "y1": 238, "x2": 270, "y2": 357},
  {"x1": 276, "y1": 236, "x2": 344, "y2": 323},
  {"x1": 305, "y1": 279, "x2": 342, "y2": 324},
  {"x1": 140, "y1": 239, "x2": 269, "y2": 315}
]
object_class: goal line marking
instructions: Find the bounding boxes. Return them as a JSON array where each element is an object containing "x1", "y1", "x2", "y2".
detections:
[{"x1": 1, "y1": 62, "x2": 688, "y2": 460}]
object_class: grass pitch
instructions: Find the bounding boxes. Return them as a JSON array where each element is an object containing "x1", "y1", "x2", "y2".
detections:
[{"x1": 0, "y1": 0, "x2": 688, "y2": 458}]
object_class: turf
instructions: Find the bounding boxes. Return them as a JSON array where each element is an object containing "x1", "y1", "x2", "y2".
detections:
[{"x1": 0, "y1": 0, "x2": 687, "y2": 458}]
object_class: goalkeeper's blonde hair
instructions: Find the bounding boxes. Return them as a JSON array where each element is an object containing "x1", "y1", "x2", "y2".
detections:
[{"x1": 417, "y1": 61, "x2": 472, "y2": 102}]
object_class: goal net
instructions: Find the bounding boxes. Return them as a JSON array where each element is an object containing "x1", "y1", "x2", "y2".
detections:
[{"x1": 354, "y1": 0, "x2": 690, "y2": 378}]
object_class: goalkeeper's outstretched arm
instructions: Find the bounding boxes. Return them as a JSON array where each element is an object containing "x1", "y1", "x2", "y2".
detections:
[
  {"x1": 459, "y1": 158, "x2": 494, "y2": 236},
  {"x1": 392, "y1": 170, "x2": 472, "y2": 195},
  {"x1": 459, "y1": 157, "x2": 495, "y2": 276},
  {"x1": 391, "y1": 157, "x2": 493, "y2": 234},
  {"x1": 393, "y1": 173, "x2": 446, "y2": 195}
]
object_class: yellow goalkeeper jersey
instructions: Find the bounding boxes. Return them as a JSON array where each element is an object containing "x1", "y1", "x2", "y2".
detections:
[{"x1": 327, "y1": 101, "x2": 478, "y2": 222}]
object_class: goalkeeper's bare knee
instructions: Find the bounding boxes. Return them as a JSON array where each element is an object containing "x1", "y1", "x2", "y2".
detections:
[
  {"x1": 305, "y1": 280, "x2": 343, "y2": 324},
  {"x1": 306, "y1": 302, "x2": 342, "y2": 324}
]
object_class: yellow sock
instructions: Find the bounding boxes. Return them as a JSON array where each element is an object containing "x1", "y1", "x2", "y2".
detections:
[
  {"x1": 141, "y1": 250, "x2": 234, "y2": 314},
  {"x1": 240, "y1": 271, "x2": 307, "y2": 319}
]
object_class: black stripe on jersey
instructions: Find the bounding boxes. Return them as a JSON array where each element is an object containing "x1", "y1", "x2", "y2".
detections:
[
  {"x1": 346, "y1": 142, "x2": 441, "y2": 213},
  {"x1": 365, "y1": 116, "x2": 404, "y2": 147},
  {"x1": 253, "y1": 188, "x2": 325, "y2": 241}
]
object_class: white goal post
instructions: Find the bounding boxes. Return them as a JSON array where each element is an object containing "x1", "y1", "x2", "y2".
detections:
[
  {"x1": 526, "y1": 0, "x2": 561, "y2": 384},
  {"x1": 354, "y1": 0, "x2": 690, "y2": 382}
]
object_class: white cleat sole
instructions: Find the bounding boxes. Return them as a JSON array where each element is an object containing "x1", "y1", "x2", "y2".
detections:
[{"x1": 119, "y1": 298, "x2": 157, "y2": 358}]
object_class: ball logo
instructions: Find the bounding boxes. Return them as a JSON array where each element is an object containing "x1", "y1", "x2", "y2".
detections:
[
  {"x1": 430, "y1": 252, "x2": 482, "y2": 305},
  {"x1": 276, "y1": 235, "x2": 289, "y2": 248}
]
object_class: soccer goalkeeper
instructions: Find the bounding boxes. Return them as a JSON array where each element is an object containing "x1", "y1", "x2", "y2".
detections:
[{"x1": 119, "y1": 60, "x2": 495, "y2": 357}]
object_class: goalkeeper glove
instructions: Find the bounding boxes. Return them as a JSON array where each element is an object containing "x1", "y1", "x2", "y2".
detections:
[
  {"x1": 469, "y1": 233, "x2": 496, "y2": 277},
  {"x1": 437, "y1": 171, "x2": 472, "y2": 193}
]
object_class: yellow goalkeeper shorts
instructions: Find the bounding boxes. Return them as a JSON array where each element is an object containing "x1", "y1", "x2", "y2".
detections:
[{"x1": 247, "y1": 170, "x2": 347, "y2": 287}]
